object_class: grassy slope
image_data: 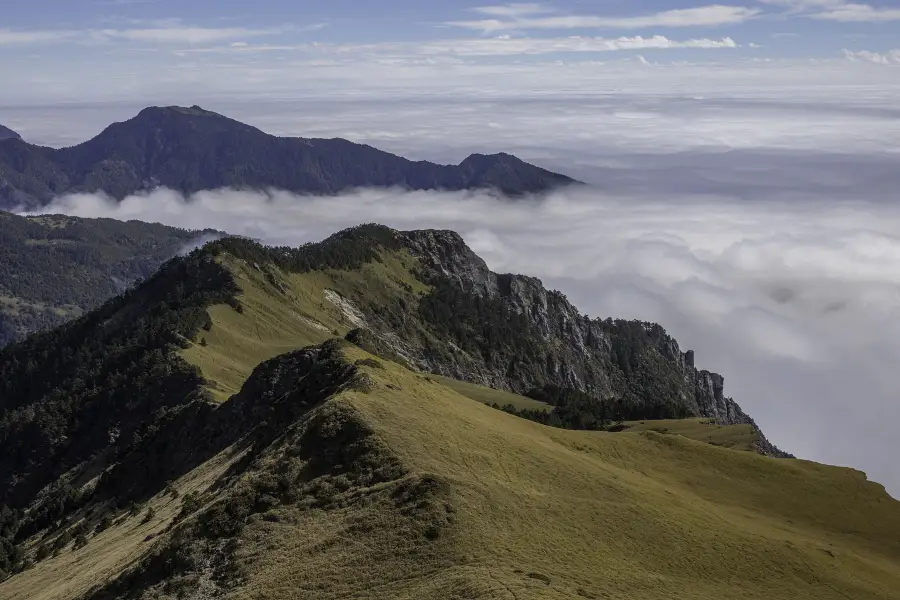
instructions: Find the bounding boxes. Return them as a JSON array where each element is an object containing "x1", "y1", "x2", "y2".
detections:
[
  {"x1": 0, "y1": 446, "x2": 247, "y2": 600},
  {"x1": 429, "y1": 374, "x2": 759, "y2": 453},
  {"x1": 621, "y1": 418, "x2": 759, "y2": 452},
  {"x1": 145, "y1": 251, "x2": 900, "y2": 599},
  {"x1": 5, "y1": 250, "x2": 898, "y2": 600},
  {"x1": 336, "y1": 350, "x2": 900, "y2": 600},
  {"x1": 181, "y1": 250, "x2": 425, "y2": 401},
  {"x1": 428, "y1": 374, "x2": 553, "y2": 412}
]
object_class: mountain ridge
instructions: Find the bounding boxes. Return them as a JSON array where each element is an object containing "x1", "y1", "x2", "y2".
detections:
[
  {"x1": 1, "y1": 223, "x2": 897, "y2": 600},
  {"x1": 0, "y1": 125, "x2": 19, "y2": 142},
  {"x1": 0, "y1": 106, "x2": 578, "y2": 209}
]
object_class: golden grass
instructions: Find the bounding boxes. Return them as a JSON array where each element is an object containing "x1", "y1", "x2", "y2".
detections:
[
  {"x1": 428, "y1": 374, "x2": 553, "y2": 412},
  {"x1": 426, "y1": 376, "x2": 757, "y2": 452},
  {"x1": 180, "y1": 250, "x2": 425, "y2": 401},
  {"x1": 0, "y1": 445, "x2": 247, "y2": 600},
  {"x1": 317, "y1": 346, "x2": 900, "y2": 600},
  {"x1": 621, "y1": 418, "x2": 759, "y2": 452}
]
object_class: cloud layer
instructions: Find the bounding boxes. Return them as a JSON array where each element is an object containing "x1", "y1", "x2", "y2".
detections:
[
  {"x1": 449, "y1": 4, "x2": 761, "y2": 31},
  {"x1": 27, "y1": 185, "x2": 900, "y2": 498}
]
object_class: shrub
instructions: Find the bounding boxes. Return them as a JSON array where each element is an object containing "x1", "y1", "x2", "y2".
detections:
[
  {"x1": 94, "y1": 515, "x2": 113, "y2": 534},
  {"x1": 73, "y1": 533, "x2": 88, "y2": 551}
]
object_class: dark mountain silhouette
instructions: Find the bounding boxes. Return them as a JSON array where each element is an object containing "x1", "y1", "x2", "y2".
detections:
[
  {"x1": 0, "y1": 106, "x2": 578, "y2": 208},
  {"x1": 0, "y1": 124, "x2": 20, "y2": 141}
]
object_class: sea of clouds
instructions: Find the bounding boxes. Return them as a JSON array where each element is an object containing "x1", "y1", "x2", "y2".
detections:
[{"x1": 13, "y1": 64, "x2": 900, "y2": 497}]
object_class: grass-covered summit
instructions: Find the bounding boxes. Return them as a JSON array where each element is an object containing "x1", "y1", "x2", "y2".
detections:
[{"x1": 2, "y1": 223, "x2": 894, "y2": 599}]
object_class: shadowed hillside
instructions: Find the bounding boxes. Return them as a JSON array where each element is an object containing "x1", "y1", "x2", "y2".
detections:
[{"x1": 0, "y1": 211, "x2": 211, "y2": 346}]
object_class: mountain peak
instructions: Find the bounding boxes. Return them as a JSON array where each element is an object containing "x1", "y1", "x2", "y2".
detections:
[
  {"x1": 457, "y1": 151, "x2": 576, "y2": 194},
  {"x1": 0, "y1": 123, "x2": 21, "y2": 141},
  {"x1": 0, "y1": 106, "x2": 580, "y2": 209},
  {"x1": 137, "y1": 104, "x2": 224, "y2": 119}
]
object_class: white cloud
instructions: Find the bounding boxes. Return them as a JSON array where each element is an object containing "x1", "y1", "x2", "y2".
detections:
[
  {"x1": 0, "y1": 24, "x2": 302, "y2": 46},
  {"x1": 401, "y1": 35, "x2": 740, "y2": 56},
  {"x1": 448, "y1": 5, "x2": 761, "y2": 31},
  {"x1": 181, "y1": 35, "x2": 741, "y2": 58},
  {"x1": 759, "y1": 0, "x2": 900, "y2": 22},
  {"x1": 472, "y1": 3, "x2": 552, "y2": 17},
  {"x1": 0, "y1": 29, "x2": 79, "y2": 45},
  {"x1": 24, "y1": 185, "x2": 900, "y2": 498},
  {"x1": 97, "y1": 26, "x2": 292, "y2": 45},
  {"x1": 814, "y1": 3, "x2": 900, "y2": 21},
  {"x1": 844, "y1": 48, "x2": 900, "y2": 64}
]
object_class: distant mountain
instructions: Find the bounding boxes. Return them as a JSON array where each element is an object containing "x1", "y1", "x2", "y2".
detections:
[
  {"x1": 0, "y1": 106, "x2": 578, "y2": 209},
  {"x1": 0, "y1": 124, "x2": 20, "y2": 141},
  {"x1": 0, "y1": 211, "x2": 211, "y2": 346}
]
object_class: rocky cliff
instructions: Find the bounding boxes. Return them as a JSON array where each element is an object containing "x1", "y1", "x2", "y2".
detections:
[{"x1": 396, "y1": 229, "x2": 788, "y2": 456}]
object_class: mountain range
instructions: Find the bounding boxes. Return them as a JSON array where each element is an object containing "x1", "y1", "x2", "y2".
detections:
[
  {"x1": 0, "y1": 106, "x2": 577, "y2": 209},
  {"x1": 0, "y1": 224, "x2": 897, "y2": 600}
]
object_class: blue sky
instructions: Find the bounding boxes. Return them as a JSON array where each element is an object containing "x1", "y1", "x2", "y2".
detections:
[
  {"x1": 3, "y1": 1, "x2": 899, "y2": 56},
  {"x1": 1, "y1": 1, "x2": 899, "y2": 103}
]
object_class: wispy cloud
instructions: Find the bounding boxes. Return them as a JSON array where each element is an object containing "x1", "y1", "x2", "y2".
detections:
[
  {"x1": 759, "y1": 0, "x2": 900, "y2": 22},
  {"x1": 0, "y1": 29, "x2": 79, "y2": 45},
  {"x1": 472, "y1": 3, "x2": 552, "y2": 18},
  {"x1": 206, "y1": 35, "x2": 741, "y2": 57},
  {"x1": 450, "y1": 4, "x2": 761, "y2": 32},
  {"x1": 0, "y1": 23, "x2": 312, "y2": 46},
  {"x1": 844, "y1": 48, "x2": 900, "y2": 64},
  {"x1": 814, "y1": 3, "x2": 900, "y2": 22},
  {"x1": 93, "y1": 0, "x2": 161, "y2": 5}
]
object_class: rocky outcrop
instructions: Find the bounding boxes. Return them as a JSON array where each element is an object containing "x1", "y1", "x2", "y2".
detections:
[{"x1": 396, "y1": 229, "x2": 789, "y2": 456}]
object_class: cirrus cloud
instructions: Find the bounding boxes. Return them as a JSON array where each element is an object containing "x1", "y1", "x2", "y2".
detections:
[{"x1": 449, "y1": 4, "x2": 762, "y2": 31}]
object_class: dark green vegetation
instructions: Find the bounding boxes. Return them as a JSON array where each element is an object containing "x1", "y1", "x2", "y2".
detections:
[
  {"x1": 0, "y1": 125, "x2": 19, "y2": 142},
  {"x1": 0, "y1": 106, "x2": 577, "y2": 209},
  {"x1": 0, "y1": 211, "x2": 208, "y2": 346}
]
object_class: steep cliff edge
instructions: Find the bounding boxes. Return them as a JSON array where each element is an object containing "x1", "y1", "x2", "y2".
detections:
[{"x1": 398, "y1": 228, "x2": 788, "y2": 456}]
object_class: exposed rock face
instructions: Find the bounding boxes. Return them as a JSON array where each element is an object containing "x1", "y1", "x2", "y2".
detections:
[{"x1": 397, "y1": 229, "x2": 790, "y2": 457}]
